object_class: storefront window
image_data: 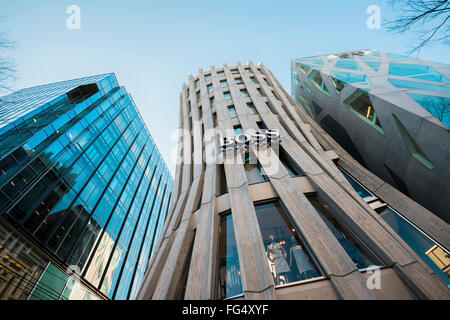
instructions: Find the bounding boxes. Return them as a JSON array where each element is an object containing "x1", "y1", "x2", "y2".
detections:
[
  {"x1": 309, "y1": 197, "x2": 376, "y2": 270},
  {"x1": 254, "y1": 201, "x2": 321, "y2": 286},
  {"x1": 217, "y1": 213, "x2": 243, "y2": 299},
  {"x1": 378, "y1": 206, "x2": 450, "y2": 288}
]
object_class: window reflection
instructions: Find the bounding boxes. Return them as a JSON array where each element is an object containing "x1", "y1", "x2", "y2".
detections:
[
  {"x1": 218, "y1": 213, "x2": 243, "y2": 299},
  {"x1": 339, "y1": 168, "x2": 372, "y2": 199},
  {"x1": 309, "y1": 197, "x2": 376, "y2": 270},
  {"x1": 243, "y1": 153, "x2": 268, "y2": 185},
  {"x1": 254, "y1": 201, "x2": 320, "y2": 286},
  {"x1": 378, "y1": 206, "x2": 450, "y2": 288}
]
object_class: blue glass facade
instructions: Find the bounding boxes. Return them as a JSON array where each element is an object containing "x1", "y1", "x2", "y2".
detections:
[{"x1": 0, "y1": 74, "x2": 173, "y2": 300}]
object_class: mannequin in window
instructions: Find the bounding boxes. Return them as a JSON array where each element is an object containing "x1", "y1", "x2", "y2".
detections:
[
  {"x1": 266, "y1": 235, "x2": 290, "y2": 284},
  {"x1": 289, "y1": 236, "x2": 317, "y2": 280}
]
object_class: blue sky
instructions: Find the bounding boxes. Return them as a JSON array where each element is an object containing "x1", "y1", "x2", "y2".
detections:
[{"x1": 0, "y1": 0, "x2": 448, "y2": 175}]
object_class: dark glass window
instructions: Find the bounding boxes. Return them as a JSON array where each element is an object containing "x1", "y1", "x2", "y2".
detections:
[
  {"x1": 309, "y1": 197, "x2": 377, "y2": 270},
  {"x1": 228, "y1": 106, "x2": 237, "y2": 119},
  {"x1": 247, "y1": 102, "x2": 257, "y2": 115},
  {"x1": 218, "y1": 212, "x2": 243, "y2": 299},
  {"x1": 244, "y1": 153, "x2": 268, "y2": 185},
  {"x1": 378, "y1": 206, "x2": 449, "y2": 287},
  {"x1": 254, "y1": 201, "x2": 321, "y2": 286},
  {"x1": 279, "y1": 148, "x2": 303, "y2": 177},
  {"x1": 67, "y1": 84, "x2": 99, "y2": 104},
  {"x1": 217, "y1": 164, "x2": 228, "y2": 196},
  {"x1": 240, "y1": 89, "x2": 250, "y2": 98},
  {"x1": 338, "y1": 167, "x2": 372, "y2": 199}
]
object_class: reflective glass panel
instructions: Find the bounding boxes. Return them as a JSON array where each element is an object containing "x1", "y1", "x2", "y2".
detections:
[
  {"x1": 218, "y1": 213, "x2": 243, "y2": 299},
  {"x1": 254, "y1": 201, "x2": 321, "y2": 286},
  {"x1": 309, "y1": 197, "x2": 377, "y2": 270}
]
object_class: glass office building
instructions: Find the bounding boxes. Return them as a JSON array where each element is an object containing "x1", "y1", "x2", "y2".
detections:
[
  {"x1": 0, "y1": 74, "x2": 173, "y2": 300},
  {"x1": 291, "y1": 50, "x2": 450, "y2": 223}
]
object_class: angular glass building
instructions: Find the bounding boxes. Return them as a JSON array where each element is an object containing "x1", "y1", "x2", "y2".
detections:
[
  {"x1": 291, "y1": 50, "x2": 450, "y2": 223},
  {"x1": 0, "y1": 74, "x2": 173, "y2": 300}
]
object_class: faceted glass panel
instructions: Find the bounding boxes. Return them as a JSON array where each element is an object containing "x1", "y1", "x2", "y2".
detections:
[
  {"x1": 343, "y1": 89, "x2": 384, "y2": 133},
  {"x1": 408, "y1": 94, "x2": 449, "y2": 128}
]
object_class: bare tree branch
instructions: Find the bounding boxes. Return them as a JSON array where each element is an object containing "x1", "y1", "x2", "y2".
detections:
[
  {"x1": 0, "y1": 17, "x2": 16, "y2": 95},
  {"x1": 384, "y1": 0, "x2": 450, "y2": 52}
]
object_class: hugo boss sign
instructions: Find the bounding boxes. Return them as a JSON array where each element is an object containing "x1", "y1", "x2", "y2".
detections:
[{"x1": 219, "y1": 129, "x2": 281, "y2": 151}]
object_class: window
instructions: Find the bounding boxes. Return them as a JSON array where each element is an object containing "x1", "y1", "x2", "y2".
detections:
[
  {"x1": 198, "y1": 105, "x2": 203, "y2": 119},
  {"x1": 220, "y1": 80, "x2": 228, "y2": 88},
  {"x1": 307, "y1": 69, "x2": 330, "y2": 96},
  {"x1": 228, "y1": 106, "x2": 237, "y2": 119},
  {"x1": 240, "y1": 89, "x2": 250, "y2": 98},
  {"x1": 254, "y1": 200, "x2": 321, "y2": 286},
  {"x1": 217, "y1": 164, "x2": 227, "y2": 196},
  {"x1": 67, "y1": 84, "x2": 99, "y2": 104},
  {"x1": 244, "y1": 153, "x2": 268, "y2": 185},
  {"x1": 257, "y1": 88, "x2": 265, "y2": 97},
  {"x1": 392, "y1": 114, "x2": 434, "y2": 169},
  {"x1": 235, "y1": 78, "x2": 244, "y2": 85},
  {"x1": 331, "y1": 71, "x2": 370, "y2": 85},
  {"x1": 231, "y1": 69, "x2": 239, "y2": 75},
  {"x1": 205, "y1": 74, "x2": 212, "y2": 81},
  {"x1": 233, "y1": 125, "x2": 243, "y2": 136},
  {"x1": 330, "y1": 76, "x2": 346, "y2": 93},
  {"x1": 212, "y1": 112, "x2": 217, "y2": 127},
  {"x1": 296, "y1": 63, "x2": 310, "y2": 74},
  {"x1": 309, "y1": 197, "x2": 377, "y2": 270},
  {"x1": 224, "y1": 92, "x2": 232, "y2": 101},
  {"x1": 343, "y1": 89, "x2": 384, "y2": 134},
  {"x1": 217, "y1": 71, "x2": 225, "y2": 78},
  {"x1": 247, "y1": 102, "x2": 257, "y2": 115},
  {"x1": 279, "y1": 148, "x2": 303, "y2": 177},
  {"x1": 196, "y1": 91, "x2": 201, "y2": 103},
  {"x1": 339, "y1": 167, "x2": 372, "y2": 199},
  {"x1": 377, "y1": 206, "x2": 450, "y2": 287},
  {"x1": 256, "y1": 121, "x2": 267, "y2": 131},
  {"x1": 408, "y1": 94, "x2": 449, "y2": 128},
  {"x1": 210, "y1": 97, "x2": 215, "y2": 107},
  {"x1": 388, "y1": 63, "x2": 449, "y2": 83},
  {"x1": 218, "y1": 212, "x2": 243, "y2": 299},
  {"x1": 335, "y1": 59, "x2": 361, "y2": 71},
  {"x1": 207, "y1": 84, "x2": 213, "y2": 93},
  {"x1": 388, "y1": 78, "x2": 450, "y2": 93},
  {"x1": 195, "y1": 79, "x2": 199, "y2": 88}
]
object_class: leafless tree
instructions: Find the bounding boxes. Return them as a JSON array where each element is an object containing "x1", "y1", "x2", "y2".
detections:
[
  {"x1": 385, "y1": 0, "x2": 450, "y2": 52},
  {"x1": 0, "y1": 21, "x2": 16, "y2": 95}
]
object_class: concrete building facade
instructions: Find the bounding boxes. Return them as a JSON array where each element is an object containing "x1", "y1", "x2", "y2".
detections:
[{"x1": 137, "y1": 62, "x2": 449, "y2": 300}]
